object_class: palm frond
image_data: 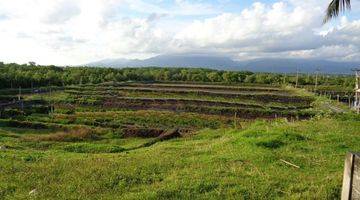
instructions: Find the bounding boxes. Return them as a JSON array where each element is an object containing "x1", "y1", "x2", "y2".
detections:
[{"x1": 323, "y1": 0, "x2": 351, "y2": 23}]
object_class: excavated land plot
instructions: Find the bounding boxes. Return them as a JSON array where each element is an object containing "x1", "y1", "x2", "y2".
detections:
[{"x1": 56, "y1": 84, "x2": 315, "y2": 119}]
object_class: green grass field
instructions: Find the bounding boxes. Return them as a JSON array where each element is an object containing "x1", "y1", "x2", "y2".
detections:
[{"x1": 0, "y1": 83, "x2": 359, "y2": 199}]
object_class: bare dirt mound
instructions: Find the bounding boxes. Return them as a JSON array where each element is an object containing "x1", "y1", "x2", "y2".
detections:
[
  {"x1": 122, "y1": 127, "x2": 164, "y2": 138},
  {"x1": 128, "y1": 129, "x2": 184, "y2": 150}
]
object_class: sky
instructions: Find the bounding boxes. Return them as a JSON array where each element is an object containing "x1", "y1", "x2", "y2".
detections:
[{"x1": 0, "y1": 0, "x2": 360, "y2": 65}]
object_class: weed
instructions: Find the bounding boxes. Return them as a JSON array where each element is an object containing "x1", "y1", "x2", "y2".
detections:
[
  {"x1": 256, "y1": 139, "x2": 285, "y2": 149},
  {"x1": 62, "y1": 143, "x2": 125, "y2": 153}
]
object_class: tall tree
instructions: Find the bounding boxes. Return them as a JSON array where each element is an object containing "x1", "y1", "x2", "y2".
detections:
[{"x1": 324, "y1": 0, "x2": 351, "y2": 23}]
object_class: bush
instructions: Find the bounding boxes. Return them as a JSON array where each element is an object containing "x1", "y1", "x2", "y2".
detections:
[
  {"x1": 335, "y1": 113, "x2": 360, "y2": 121},
  {"x1": 0, "y1": 119, "x2": 49, "y2": 129},
  {"x1": 256, "y1": 139, "x2": 285, "y2": 149},
  {"x1": 106, "y1": 129, "x2": 124, "y2": 139},
  {"x1": 0, "y1": 109, "x2": 23, "y2": 118}
]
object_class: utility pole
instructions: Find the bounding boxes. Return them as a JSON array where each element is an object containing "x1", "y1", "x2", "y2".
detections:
[
  {"x1": 295, "y1": 68, "x2": 299, "y2": 88},
  {"x1": 49, "y1": 82, "x2": 54, "y2": 116},
  {"x1": 18, "y1": 86, "x2": 21, "y2": 101},
  {"x1": 31, "y1": 81, "x2": 34, "y2": 93},
  {"x1": 18, "y1": 86, "x2": 24, "y2": 113},
  {"x1": 315, "y1": 68, "x2": 320, "y2": 92}
]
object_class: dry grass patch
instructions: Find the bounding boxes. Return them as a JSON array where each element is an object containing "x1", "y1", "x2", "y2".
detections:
[{"x1": 23, "y1": 128, "x2": 101, "y2": 142}]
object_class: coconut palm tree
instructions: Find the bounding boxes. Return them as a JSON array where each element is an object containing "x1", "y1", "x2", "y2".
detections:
[{"x1": 324, "y1": 0, "x2": 351, "y2": 23}]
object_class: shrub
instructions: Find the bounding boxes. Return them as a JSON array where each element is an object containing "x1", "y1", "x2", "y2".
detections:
[
  {"x1": 281, "y1": 131, "x2": 307, "y2": 141},
  {"x1": 1, "y1": 108, "x2": 24, "y2": 118},
  {"x1": 106, "y1": 129, "x2": 124, "y2": 139},
  {"x1": 256, "y1": 139, "x2": 285, "y2": 149},
  {"x1": 0, "y1": 119, "x2": 49, "y2": 129}
]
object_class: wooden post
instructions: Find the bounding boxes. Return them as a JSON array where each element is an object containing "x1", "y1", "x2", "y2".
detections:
[
  {"x1": 356, "y1": 70, "x2": 360, "y2": 114},
  {"x1": 233, "y1": 112, "x2": 237, "y2": 129},
  {"x1": 283, "y1": 73, "x2": 286, "y2": 85},
  {"x1": 342, "y1": 152, "x2": 360, "y2": 200},
  {"x1": 49, "y1": 86, "x2": 53, "y2": 116},
  {"x1": 349, "y1": 96, "x2": 352, "y2": 108}
]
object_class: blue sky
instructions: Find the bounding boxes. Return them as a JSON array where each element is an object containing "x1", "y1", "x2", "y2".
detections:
[
  {"x1": 0, "y1": 0, "x2": 359, "y2": 65},
  {"x1": 107, "y1": 0, "x2": 295, "y2": 21}
]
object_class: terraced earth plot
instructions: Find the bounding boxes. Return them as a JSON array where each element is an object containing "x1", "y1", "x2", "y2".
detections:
[
  {"x1": 0, "y1": 83, "x2": 311, "y2": 150},
  {"x1": 39, "y1": 82, "x2": 315, "y2": 114},
  {"x1": 1, "y1": 83, "x2": 316, "y2": 147},
  {"x1": 1, "y1": 82, "x2": 359, "y2": 199}
]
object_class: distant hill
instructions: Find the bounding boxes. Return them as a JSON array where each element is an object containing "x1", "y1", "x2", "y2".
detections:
[
  {"x1": 86, "y1": 54, "x2": 360, "y2": 74},
  {"x1": 87, "y1": 54, "x2": 237, "y2": 69},
  {"x1": 237, "y1": 58, "x2": 359, "y2": 74}
]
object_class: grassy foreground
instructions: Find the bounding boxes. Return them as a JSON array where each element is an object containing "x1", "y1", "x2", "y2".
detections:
[{"x1": 1, "y1": 114, "x2": 359, "y2": 199}]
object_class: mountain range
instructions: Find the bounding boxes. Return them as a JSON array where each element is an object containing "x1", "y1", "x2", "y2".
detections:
[{"x1": 86, "y1": 54, "x2": 360, "y2": 74}]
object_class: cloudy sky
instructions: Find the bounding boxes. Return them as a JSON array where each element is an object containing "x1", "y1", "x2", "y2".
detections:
[{"x1": 0, "y1": 0, "x2": 359, "y2": 65}]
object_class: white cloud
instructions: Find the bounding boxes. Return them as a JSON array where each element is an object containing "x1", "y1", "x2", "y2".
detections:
[
  {"x1": 173, "y1": 2, "x2": 321, "y2": 52},
  {"x1": 42, "y1": 0, "x2": 81, "y2": 24},
  {"x1": 0, "y1": 0, "x2": 359, "y2": 65}
]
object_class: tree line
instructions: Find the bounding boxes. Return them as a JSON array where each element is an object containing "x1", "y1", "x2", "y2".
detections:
[{"x1": 0, "y1": 62, "x2": 355, "y2": 89}]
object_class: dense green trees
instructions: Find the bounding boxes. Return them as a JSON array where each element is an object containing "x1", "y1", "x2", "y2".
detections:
[{"x1": 0, "y1": 62, "x2": 355, "y2": 89}]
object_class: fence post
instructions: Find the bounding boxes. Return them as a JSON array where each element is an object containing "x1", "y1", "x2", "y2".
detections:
[{"x1": 342, "y1": 152, "x2": 360, "y2": 200}]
